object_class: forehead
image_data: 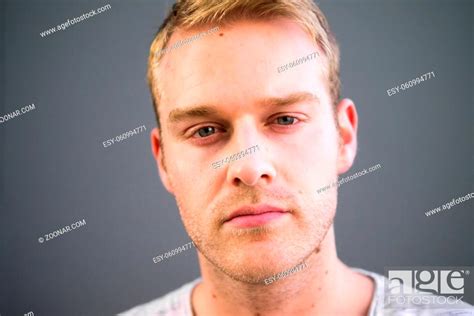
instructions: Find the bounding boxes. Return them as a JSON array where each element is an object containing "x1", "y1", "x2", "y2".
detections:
[{"x1": 154, "y1": 18, "x2": 330, "y2": 120}]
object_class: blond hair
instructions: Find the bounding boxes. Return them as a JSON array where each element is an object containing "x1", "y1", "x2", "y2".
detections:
[{"x1": 147, "y1": 0, "x2": 340, "y2": 126}]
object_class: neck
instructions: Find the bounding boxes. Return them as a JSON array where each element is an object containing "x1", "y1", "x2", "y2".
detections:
[{"x1": 192, "y1": 226, "x2": 374, "y2": 316}]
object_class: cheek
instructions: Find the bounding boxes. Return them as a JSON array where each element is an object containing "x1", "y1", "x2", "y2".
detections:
[
  {"x1": 316, "y1": 117, "x2": 339, "y2": 162},
  {"x1": 170, "y1": 169, "x2": 213, "y2": 225},
  {"x1": 172, "y1": 176, "x2": 204, "y2": 210},
  {"x1": 166, "y1": 147, "x2": 207, "y2": 193},
  {"x1": 175, "y1": 192, "x2": 204, "y2": 235},
  {"x1": 300, "y1": 120, "x2": 338, "y2": 169}
]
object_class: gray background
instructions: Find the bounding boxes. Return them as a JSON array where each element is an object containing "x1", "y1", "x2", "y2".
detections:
[{"x1": 1, "y1": 0, "x2": 473, "y2": 315}]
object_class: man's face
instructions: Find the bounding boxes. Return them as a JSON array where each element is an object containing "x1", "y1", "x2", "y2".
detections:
[{"x1": 151, "y1": 19, "x2": 356, "y2": 283}]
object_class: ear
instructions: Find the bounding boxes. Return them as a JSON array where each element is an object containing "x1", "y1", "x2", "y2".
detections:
[
  {"x1": 336, "y1": 98, "x2": 358, "y2": 174},
  {"x1": 150, "y1": 128, "x2": 174, "y2": 194}
]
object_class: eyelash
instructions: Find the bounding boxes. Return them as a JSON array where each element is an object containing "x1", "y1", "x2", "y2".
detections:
[{"x1": 190, "y1": 115, "x2": 300, "y2": 139}]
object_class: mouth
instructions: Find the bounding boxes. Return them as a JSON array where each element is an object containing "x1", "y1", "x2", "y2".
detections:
[{"x1": 223, "y1": 204, "x2": 290, "y2": 228}]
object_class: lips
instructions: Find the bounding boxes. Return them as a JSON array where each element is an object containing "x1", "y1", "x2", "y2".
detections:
[{"x1": 224, "y1": 204, "x2": 289, "y2": 223}]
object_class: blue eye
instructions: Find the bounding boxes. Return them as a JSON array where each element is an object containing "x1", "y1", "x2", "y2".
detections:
[
  {"x1": 276, "y1": 116, "x2": 296, "y2": 125},
  {"x1": 195, "y1": 126, "x2": 216, "y2": 137}
]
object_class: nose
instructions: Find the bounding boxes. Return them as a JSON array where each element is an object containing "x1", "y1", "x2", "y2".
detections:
[{"x1": 225, "y1": 140, "x2": 276, "y2": 187}]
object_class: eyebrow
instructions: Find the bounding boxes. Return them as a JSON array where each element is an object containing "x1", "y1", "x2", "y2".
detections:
[
  {"x1": 168, "y1": 106, "x2": 219, "y2": 123},
  {"x1": 167, "y1": 91, "x2": 319, "y2": 124},
  {"x1": 258, "y1": 92, "x2": 319, "y2": 108}
]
